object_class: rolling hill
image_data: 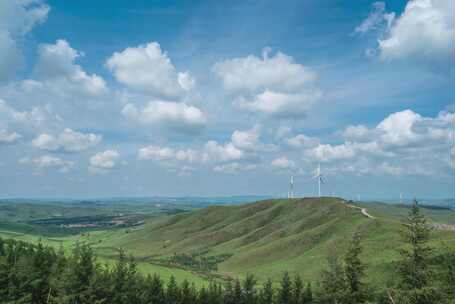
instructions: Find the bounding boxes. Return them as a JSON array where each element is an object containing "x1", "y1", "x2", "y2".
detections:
[
  {"x1": 1, "y1": 197, "x2": 455, "y2": 287},
  {"x1": 88, "y1": 197, "x2": 455, "y2": 286}
]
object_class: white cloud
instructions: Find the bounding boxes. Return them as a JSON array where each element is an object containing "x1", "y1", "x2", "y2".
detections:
[
  {"x1": 106, "y1": 42, "x2": 193, "y2": 98},
  {"x1": 271, "y1": 157, "x2": 295, "y2": 170},
  {"x1": 19, "y1": 155, "x2": 74, "y2": 173},
  {"x1": 213, "y1": 162, "x2": 257, "y2": 174},
  {"x1": 236, "y1": 89, "x2": 321, "y2": 117},
  {"x1": 341, "y1": 124, "x2": 371, "y2": 140},
  {"x1": 89, "y1": 150, "x2": 120, "y2": 174},
  {"x1": 370, "y1": 0, "x2": 455, "y2": 68},
  {"x1": 231, "y1": 126, "x2": 275, "y2": 151},
  {"x1": 286, "y1": 133, "x2": 320, "y2": 149},
  {"x1": 213, "y1": 48, "x2": 316, "y2": 92},
  {"x1": 122, "y1": 101, "x2": 207, "y2": 131},
  {"x1": 355, "y1": 2, "x2": 395, "y2": 34},
  {"x1": 0, "y1": 0, "x2": 49, "y2": 81},
  {"x1": 302, "y1": 108, "x2": 455, "y2": 176},
  {"x1": 138, "y1": 145, "x2": 198, "y2": 163},
  {"x1": 309, "y1": 143, "x2": 356, "y2": 162},
  {"x1": 0, "y1": 99, "x2": 58, "y2": 130},
  {"x1": 32, "y1": 128, "x2": 102, "y2": 152},
  {"x1": 215, "y1": 48, "x2": 322, "y2": 119},
  {"x1": 34, "y1": 39, "x2": 107, "y2": 96},
  {"x1": 0, "y1": 129, "x2": 21, "y2": 144},
  {"x1": 203, "y1": 141, "x2": 244, "y2": 163},
  {"x1": 377, "y1": 109, "x2": 422, "y2": 146}
]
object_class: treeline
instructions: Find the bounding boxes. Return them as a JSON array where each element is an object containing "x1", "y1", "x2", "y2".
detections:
[{"x1": 0, "y1": 202, "x2": 454, "y2": 304}]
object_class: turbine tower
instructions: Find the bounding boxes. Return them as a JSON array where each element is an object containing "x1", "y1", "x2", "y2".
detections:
[
  {"x1": 313, "y1": 163, "x2": 323, "y2": 197},
  {"x1": 288, "y1": 175, "x2": 295, "y2": 199}
]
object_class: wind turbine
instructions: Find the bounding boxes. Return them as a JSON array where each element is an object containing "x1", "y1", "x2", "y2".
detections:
[
  {"x1": 313, "y1": 163, "x2": 324, "y2": 197},
  {"x1": 288, "y1": 175, "x2": 295, "y2": 199}
]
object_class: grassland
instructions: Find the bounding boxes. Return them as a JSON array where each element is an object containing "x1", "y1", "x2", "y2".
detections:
[{"x1": 1, "y1": 197, "x2": 455, "y2": 288}]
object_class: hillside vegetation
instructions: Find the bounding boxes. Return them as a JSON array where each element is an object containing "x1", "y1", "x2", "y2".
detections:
[
  {"x1": 89, "y1": 197, "x2": 455, "y2": 286},
  {"x1": 1, "y1": 197, "x2": 455, "y2": 288}
]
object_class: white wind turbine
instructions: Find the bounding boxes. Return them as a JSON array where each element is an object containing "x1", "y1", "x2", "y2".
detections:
[{"x1": 313, "y1": 163, "x2": 324, "y2": 197}]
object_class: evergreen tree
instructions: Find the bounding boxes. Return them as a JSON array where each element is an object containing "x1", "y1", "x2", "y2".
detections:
[
  {"x1": 145, "y1": 273, "x2": 165, "y2": 304},
  {"x1": 166, "y1": 275, "x2": 181, "y2": 304},
  {"x1": 292, "y1": 275, "x2": 303, "y2": 304},
  {"x1": 344, "y1": 232, "x2": 368, "y2": 303},
  {"x1": 395, "y1": 201, "x2": 440, "y2": 304},
  {"x1": 243, "y1": 274, "x2": 257, "y2": 304},
  {"x1": 198, "y1": 286, "x2": 210, "y2": 304},
  {"x1": 180, "y1": 279, "x2": 197, "y2": 304},
  {"x1": 0, "y1": 237, "x2": 4, "y2": 256},
  {"x1": 317, "y1": 247, "x2": 347, "y2": 304},
  {"x1": 208, "y1": 281, "x2": 223, "y2": 304},
  {"x1": 259, "y1": 279, "x2": 274, "y2": 304},
  {"x1": 302, "y1": 283, "x2": 312, "y2": 304},
  {"x1": 233, "y1": 279, "x2": 243, "y2": 304},
  {"x1": 277, "y1": 272, "x2": 292, "y2": 304},
  {"x1": 224, "y1": 280, "x2": 235, "y2": 304}
]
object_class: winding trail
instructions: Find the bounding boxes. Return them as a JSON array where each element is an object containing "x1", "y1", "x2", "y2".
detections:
[{"x1": 344, "y1": 202, "x2": 376, "y2": 219}]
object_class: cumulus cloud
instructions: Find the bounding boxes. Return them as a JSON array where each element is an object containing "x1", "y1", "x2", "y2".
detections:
[
  {"x1": 202, "y1": 141, "x2": 245, "y2": 163},
  {"x1": 19, "y1": 155, "x2": 74, "y2": 173},
  {"x1": 360, "y1": 0, "x2": 455, "y2": 69},
  {"x1": 231, "y1": 126, "x2": 276, "y2": 152},
  {"x1": 106, "y1": 42, "x2": 194, "y2": 98},
  {"x1": 213, "y1": 162, "x2": 257, "y2": 174},
  {"x1": 89, "y1": 150, "x2": 120, "y2": 174},
  {"x1": 271, "y1": 157, "x2": 295, "y2": 170},
  {"x1": 308, "y1": 143, "x2": 356, "y2": 162},
  {"x1": 137, "y1": 145, "x2": 198, "y2": 175},
  {"x1": 0, "y1": 99, "x2": 59, "y2": 130},
  {"x1": 34, "y1": 39, "x2": 107, "y2": 96},
  {"x1": 122, "y1": 101, "x2": 207, "y2": 131},
  {"x1": 214, "y1": 48, "x2": 321, "y2": 118},
  {"x1": 138, "y1": 145, "x2": 198, "y2": 163},
  {"x1": 303, "y1": 108, "x2": 455, "y2": 176},
  {"x1": 0, "y1": 129, "x2": 21, "y2": 144},
  {"x1": 214, "y1": 48, "x2": 316, "y2": 92},
  {"x1": 0, "y1": 0, "x2": 49, "y2": 81},
  {"x1": 235, "y1": 89, "x2": 321, "y2": 117},
  {"x1": 340, "y1": 125, "x2": 371, "y2": 140},
  {"x1": 32, "y1": 128, "x2": 102, "y2": 152},
  {"x1": 285, "y1": 133, "x2": 320, "y2": 149}
]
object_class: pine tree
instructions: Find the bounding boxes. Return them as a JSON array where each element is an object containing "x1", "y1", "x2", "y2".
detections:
[
  {"x1": 259, "y1": 279, "x2": 274, "y2": 304},
  {"x1": 233, "y1": 279, "x2": 243, "y2": 304},
  {"x1": 318, "y1": 246, "x2": 347, "y2": 304},
  {"x1": 181, "y1": 279, "x2": 197, "y2": 304},
  {"x1": 146, "y1": 273, "x2": 165, "y2": 304},
  {"x1": 344, "y1": 232, "x2": 368, "y2": 303},
  {"x1": 243, "y1": 274, "x2": 257, "y2": 304},
  {"x1": 224, "y1": 280, "x2": 235, "y2": 304},
  {"x1": 395, "y1": 200, "x2": 440, "y2": 304},
  {"x1": 0, "y1": 237, "x2": 4, "y2": 256},
  {"x1": 166, "y1": 275, "x2": 181, "y2": 304},
  {"x1": 302, "y1": 283, "x2": 312, "y2": 304},
  {"x1": 292, "y1": 275, "x2": 303, "y2": 304},
  {"x1": 277, "y1": 272, "x2": 292, "y2": 304}
]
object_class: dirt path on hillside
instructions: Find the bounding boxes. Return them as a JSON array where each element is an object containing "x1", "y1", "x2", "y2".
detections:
[{"x1": 345, "y1": 203, "x2": 376, "y2": 219}]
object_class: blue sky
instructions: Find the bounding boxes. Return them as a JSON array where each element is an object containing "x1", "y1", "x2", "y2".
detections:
[{"x1": 1, "y1": 0, "x2": 455, "y2": 199}]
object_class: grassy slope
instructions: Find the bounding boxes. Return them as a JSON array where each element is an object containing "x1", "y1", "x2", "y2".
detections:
[{"x1": 1, "y1": 197, "x2": 455, "y2": 287}]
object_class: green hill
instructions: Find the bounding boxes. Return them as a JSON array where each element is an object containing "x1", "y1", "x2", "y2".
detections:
[
  {"x1": 1, "y1": 197, "x2": 455, "y2": 287},
  {"x1": 90, "y1": 197, "x2": 455, "y2": 286}
]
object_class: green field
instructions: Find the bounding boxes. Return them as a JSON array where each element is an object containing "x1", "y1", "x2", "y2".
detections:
[{"x1": 1, "y1": 197, "x2": 455, "y2": 288}]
